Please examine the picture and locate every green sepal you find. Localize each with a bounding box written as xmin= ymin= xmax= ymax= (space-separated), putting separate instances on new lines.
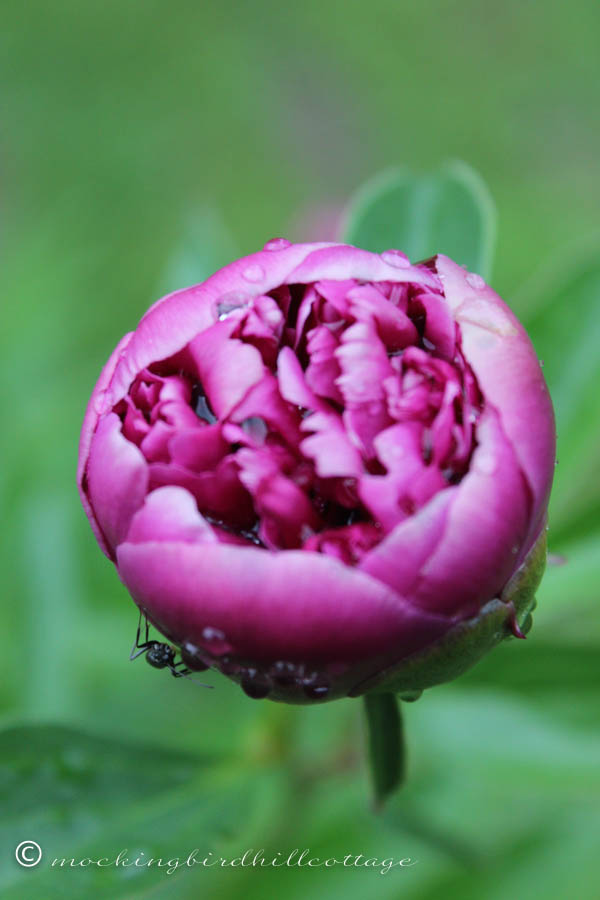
xmin=350 ymin=529 xmax=547 ymax=698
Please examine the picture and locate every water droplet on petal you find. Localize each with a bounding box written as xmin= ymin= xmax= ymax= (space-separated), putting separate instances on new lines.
xmin=381 ymin=249 xmax=411 ymax=269
xmin=201 ymin=626 xmax=232 ymax=656
xmin=466 ymin=272 xmax=486 ymax=290
xmin=191 ymin=384 xmax=218 ymax=423
xmin=219 ymin=655 xmax=241 ymax=675
xmin=302 ymin=674 xmax=330 ymax=700
xmin=539 ymin=359 xmax=544 ymax=367
xmin=240 ymin=668 xmax=272 ymax=699
xmin=241 ymin=417 xmax=268 ymax=444
xmin=93 ymin=390 xmax=113 ymax=416
xmin=216 ymin=291 xmax=250 ymax=320
xmin=271 ymin=660 xmax=299 ymax=686
xmin=511 ymin=544 xmax=519 ymax=555
xmin=263 ymin=237 xmax=291 ymax=251
xmin=400 ymin=690 xmax=423 ymax=702
xmin=242 ymin=263 xmax=265 ymax=283
xmin=180 ymin=642 xmax=210 ymax=671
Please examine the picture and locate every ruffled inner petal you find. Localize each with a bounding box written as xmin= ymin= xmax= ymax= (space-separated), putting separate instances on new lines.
xmin=114 ymin=264 xmax=489 ymax=569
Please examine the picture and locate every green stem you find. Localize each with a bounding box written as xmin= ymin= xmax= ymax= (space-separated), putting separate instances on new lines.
xmin=363 ymin=692 xmax=405 ymax=809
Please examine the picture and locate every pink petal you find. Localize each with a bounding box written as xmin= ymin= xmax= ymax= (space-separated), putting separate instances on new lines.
xmin=185 ymin=323 xmax=266 ymax=419
xmin=407 ymin=408 xmax=530 ymax=616
xmin=359 ymin=487 xmax=458 ymax=594
xmin=228 ymin=373 xmax=303 ymax=447
xmin=300 ymin=411 xmax=364 ymax=478
xmin=417 ymin=290 xmax=456 ymax=360
xmin=305 ymin=325 xmax=344 ymax=404
xmin=126 ymin=486 xmax=219 ymax=544
xmin=347 ymin=283 xmax=418 ymax=350
xmin=85 ymin=413 xmax=149 ymax=557
xmin=168 ymin=425 xmax=229 ymax=470
xmin=117 ymin=538 xmax=450 ymax=665
xmin=148 ymin=458 xmax=254 ymax=527
xmin=436 ymin=254 xmax=555 ymax=549
xmin=78 ymin=332 xmax=134 ymax=554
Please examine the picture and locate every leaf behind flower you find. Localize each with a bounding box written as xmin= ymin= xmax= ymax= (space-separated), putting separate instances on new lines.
xmin=341 ymin=161 xmax=496 ymax=279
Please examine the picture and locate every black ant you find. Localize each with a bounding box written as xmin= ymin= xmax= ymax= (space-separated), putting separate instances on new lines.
xmin=130 ymin=611 xmax=212 ymax=688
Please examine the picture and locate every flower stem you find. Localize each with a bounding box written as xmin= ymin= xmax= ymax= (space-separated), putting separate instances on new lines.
xmin=363 ymin=692 xmax=405 ymax=808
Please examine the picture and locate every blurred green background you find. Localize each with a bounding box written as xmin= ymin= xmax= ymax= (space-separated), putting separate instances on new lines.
xmin=2 ymin=1 xmax=599 ymax=897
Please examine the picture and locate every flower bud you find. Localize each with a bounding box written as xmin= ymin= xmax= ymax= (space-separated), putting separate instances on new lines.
xmin=78 ymin=242 xmax=555 ymax=702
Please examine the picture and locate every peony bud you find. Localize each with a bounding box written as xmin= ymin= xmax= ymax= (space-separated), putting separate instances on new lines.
xmin=78 ymin=242 xmax=555 ymax=703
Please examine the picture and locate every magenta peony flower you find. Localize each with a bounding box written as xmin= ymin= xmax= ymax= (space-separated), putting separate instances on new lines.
xmin=78 ymin=241 xmax=555 ymax=703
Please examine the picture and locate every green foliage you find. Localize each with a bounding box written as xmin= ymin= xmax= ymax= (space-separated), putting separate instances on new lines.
xmin=0 ymin=725 xmax=283 ymax=899
xmin=518 ymin=248 xmax=600 ymax=544
xmin=342 ymin=162 xmax=496 ymax=278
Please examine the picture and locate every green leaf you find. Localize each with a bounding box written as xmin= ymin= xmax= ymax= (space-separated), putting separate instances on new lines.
xmin=533 ymin=532 xmax=600 ymax=644
xmin=0 ymin=724 xmax=281 ymax=899
xmin=341 ymin=161 xmax=496 ymax=278
xmin=363 ymin=693 xmax=405 ymax=808
xmin=518 ymin=247 xmax=600 ymax=543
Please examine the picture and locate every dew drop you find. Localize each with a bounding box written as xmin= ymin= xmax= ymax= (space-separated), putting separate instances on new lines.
xmin=201 ymin=626 xmax=232 ymax=656
xmin=241 ymin=416 xmax=268 ymax=443
xmin=304 ymin=684 xmax=329 ymax=700
xmin=511 ymin=544 xmax=519 ymax=555
xmin=93 ymin=389 xmax=113 ymax=416
xmin=191 ymin=384 xmax=218 ymax=424
xmin=466 ymin=272 xmax=486 ymax=290
xmin=219 ymin=655 xmax=242 ymax=675
xmin=400 ymin=690 xmax=423 ymax=702
xmin=271 ymin=660 xmax=299 ymax=686
xmin=216 ymin=291 xmax=250 ymax=320
xmin=539 ymin=359 xmax=545 ymax=367
xmin=180 ymin=642 xmax=210 ymax=671
xmin=381 ymin=249 xmax=411 ymax=269
xmin=242 ymin=263 xmax=265 ymax=283
xmin=263 ymin=237 xmax=291 ymax=251
xmin=240 ymin=669 xmax=272 ymax=699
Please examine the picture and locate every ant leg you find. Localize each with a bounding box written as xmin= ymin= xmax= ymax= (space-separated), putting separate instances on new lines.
xmin=168 ymin=663 xmax=192 ymax=678
xmin=168 ymin=661 xmax=213 ymax=688
xmin=130 ymin=610 xmax=151 ymax=660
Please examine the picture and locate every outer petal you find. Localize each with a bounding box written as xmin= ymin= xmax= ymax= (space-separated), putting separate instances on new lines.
xmin=100 ymin=244 xmax=439 ymax=411
xmin=414 ymin=409 xmax=529 ymax=616
xmin=359 ymin=488 xmax=457 ymax=593
xmin=125 ymin=486 xmax=218 ymax=544
xmin=360 ymin=405 xmax=531 ymax=618
xmin=436 ymin=254 xmax=555 ymax=552
xmin=85 ymin=413 xmax=149 ymax=557
xmin=288 ymin=244 xmax=439 ymax=290
xmin=117 ymin=487 xmax=451 ymax=665
xmin=105 ymin=243 xmax=336 ymax=406
xmin=77 ymin=332 xmax=134 ymax=552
